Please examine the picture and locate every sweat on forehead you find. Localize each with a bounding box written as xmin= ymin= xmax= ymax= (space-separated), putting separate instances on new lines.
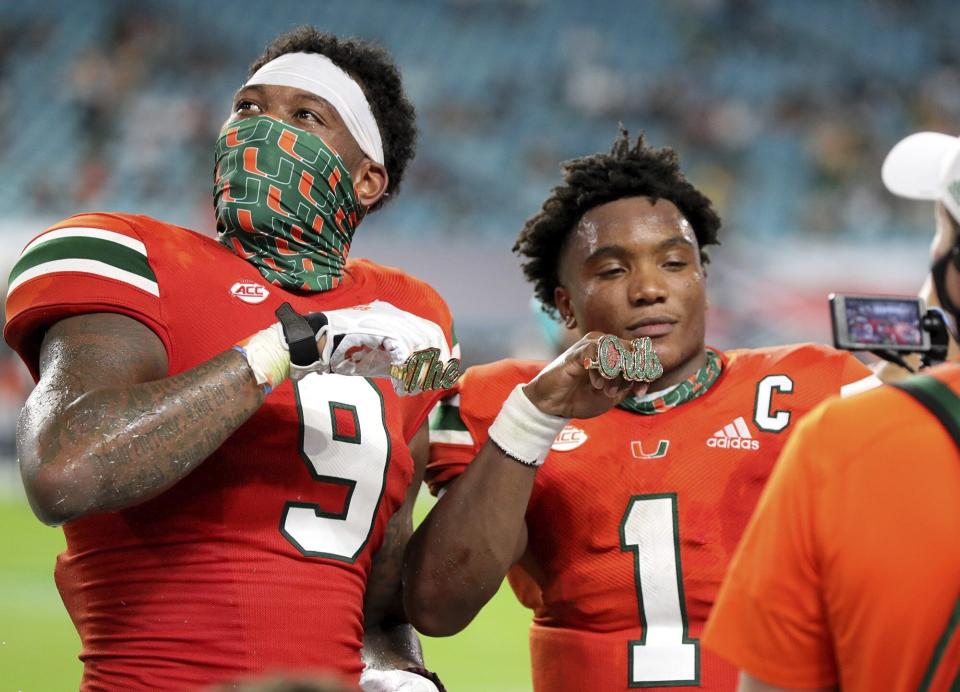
xmin=246 ymin=52 xmax=384 ymax=165
xmin=581 ymin=195 xmax=690 ymax=223
xmin=560 ymin=197 xmax=698 ymax=261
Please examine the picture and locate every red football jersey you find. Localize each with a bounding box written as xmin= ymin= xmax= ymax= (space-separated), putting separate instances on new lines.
xmin=427 ymin=347 xmax=874 ymax=691
xmin=5 ymin=213 xmax=456 ymax=690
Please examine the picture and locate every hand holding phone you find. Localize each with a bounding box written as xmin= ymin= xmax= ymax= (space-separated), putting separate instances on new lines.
xmin=830 ymin=294 xmax=931 ymax=352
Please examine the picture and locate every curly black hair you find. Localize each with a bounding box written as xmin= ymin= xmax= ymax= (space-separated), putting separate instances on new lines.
xmin=514 ymin=128 xmax=722 ymax=316
xmin=250 ymin=26 xmax=417 ymax=211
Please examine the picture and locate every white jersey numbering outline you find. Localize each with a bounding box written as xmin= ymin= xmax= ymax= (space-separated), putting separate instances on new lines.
xmin=620 ymin=493 xmax=700 ymax=687
xmin=280 ymin=374 xmax=391 ymax=563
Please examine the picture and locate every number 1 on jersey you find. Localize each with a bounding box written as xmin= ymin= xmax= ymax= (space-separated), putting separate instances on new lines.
xmin=620 ymin=493 xmax=700 ymax=686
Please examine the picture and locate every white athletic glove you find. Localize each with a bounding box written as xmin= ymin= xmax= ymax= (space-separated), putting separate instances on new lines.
xmin=276 ymin=300 xmax=453 ymax=394
xmin=358 ymin=668 xmax=440 ymax=692
xmin=318 ymin=300 xmax=452 ymax=380
xmin=237 ymin=301 xmax=456 ymax=396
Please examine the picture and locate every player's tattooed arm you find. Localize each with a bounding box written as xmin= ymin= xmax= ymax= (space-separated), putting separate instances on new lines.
xmin=362 ymin=421 xmax=428 ymax=672
xmin=18 ymin=312 xmax=264 ymax=525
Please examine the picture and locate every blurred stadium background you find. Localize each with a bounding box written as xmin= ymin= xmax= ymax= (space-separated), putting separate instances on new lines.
xmin=0 ymin=0 xmax=956 ymax=689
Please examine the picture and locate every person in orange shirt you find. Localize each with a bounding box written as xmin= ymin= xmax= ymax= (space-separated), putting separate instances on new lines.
xmin=403 ymin=129 xmax=879 ymax=691
xmin=703 ymin=131 xmax=960 ymax=691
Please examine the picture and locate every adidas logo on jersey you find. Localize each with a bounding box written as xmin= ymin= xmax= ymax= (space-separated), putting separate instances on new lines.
xmin=707 ymin=416 xmax=760 ymax=451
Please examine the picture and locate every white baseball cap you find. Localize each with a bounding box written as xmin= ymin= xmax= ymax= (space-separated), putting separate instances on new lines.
xmin=881 ymin=131 xmax=960 ymax=223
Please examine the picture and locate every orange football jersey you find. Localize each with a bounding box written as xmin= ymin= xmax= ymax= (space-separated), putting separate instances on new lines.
xmin=5 ymin=213 xmax=455 ymax=689
xmin=428 ymin=345 xmax=874 ymax=691
xmin=703 ymin=364 xmax=960 ymax=692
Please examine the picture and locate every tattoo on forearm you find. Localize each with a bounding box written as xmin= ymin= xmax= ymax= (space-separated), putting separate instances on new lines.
xmin=79 ymin=353 xmax=257 ymax=508
xmin=28 ymin=323 xmax=265 ymax=516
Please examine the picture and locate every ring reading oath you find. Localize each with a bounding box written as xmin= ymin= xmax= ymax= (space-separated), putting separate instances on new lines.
xmin=583 ymin=335 xmax=663 ymax=382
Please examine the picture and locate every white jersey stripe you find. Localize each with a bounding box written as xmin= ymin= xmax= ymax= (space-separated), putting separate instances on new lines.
xmin=723 ymin=423 xmax=737 ymax=438
xmin=841 ymin=374 xmax=883 ymax=398
xmin=430 ymin=429 xmax=473 ymax=446
xmin=9 ymin=258 xmax=160 ymax=297
xmin=21 ymin=227 xmax=147 ymax=257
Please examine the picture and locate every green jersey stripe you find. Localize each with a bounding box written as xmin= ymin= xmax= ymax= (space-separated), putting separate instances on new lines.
xmin=429 ymin=402 xmax=468 ymax=433
xmin=11 ymin=236 xmax=156 ymax=285
xmin=20 ymin=226 xmax=147 ymax=257
xmin=894 ymin=376 xmax=960 ymax=448
xmin=8 ymin=259 xmax=159 ymax=297
xmin=919 ymin=596 xmax=960 ymax=692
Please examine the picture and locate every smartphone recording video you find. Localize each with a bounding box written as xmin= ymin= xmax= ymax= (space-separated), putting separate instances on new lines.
xmin=830 ymin=294 xmax=931 ymax=352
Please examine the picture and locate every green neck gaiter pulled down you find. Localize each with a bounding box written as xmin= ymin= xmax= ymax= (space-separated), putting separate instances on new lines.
xmin=214 ymin=115 xmax=362 ymax=292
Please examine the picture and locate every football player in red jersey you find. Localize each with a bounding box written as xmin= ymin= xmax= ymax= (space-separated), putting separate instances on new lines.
xmin=6 ymin=27 xmax=452 ymax=692
xmin=403 ymin=130 xmax=879 ymax=691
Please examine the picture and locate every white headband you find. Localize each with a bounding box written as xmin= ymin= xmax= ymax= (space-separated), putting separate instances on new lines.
xmin=246 ymin=52 xmax=384 ymax=165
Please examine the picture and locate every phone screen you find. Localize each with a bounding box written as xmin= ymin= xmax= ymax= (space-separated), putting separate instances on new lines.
xmin=843 ymin=297 xmax=923 ymax=347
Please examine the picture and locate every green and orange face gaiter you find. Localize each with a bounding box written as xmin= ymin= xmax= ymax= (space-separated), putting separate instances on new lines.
xmin=214 ymin=115 xmax=362 ymax=292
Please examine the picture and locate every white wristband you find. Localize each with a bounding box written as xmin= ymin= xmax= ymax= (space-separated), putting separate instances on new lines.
xmin=235 ymin=323 xmax=291 ymax=393
xmin=488 ymin=384 xmax=569 ymax=466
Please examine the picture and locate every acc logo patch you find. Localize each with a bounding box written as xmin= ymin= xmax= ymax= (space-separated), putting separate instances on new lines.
xmin=552 ymin=425 xmax=588 ymax=452
xmin=230 ymin=281 xmax=270 ymax=304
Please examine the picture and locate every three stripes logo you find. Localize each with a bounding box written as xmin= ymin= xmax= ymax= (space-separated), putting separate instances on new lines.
xmin=706 ymin=416 xmax=760 ymax=451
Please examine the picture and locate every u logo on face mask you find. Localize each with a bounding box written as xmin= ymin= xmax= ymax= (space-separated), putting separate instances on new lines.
xmin=215 ymin=115 xmax=363 ymax=292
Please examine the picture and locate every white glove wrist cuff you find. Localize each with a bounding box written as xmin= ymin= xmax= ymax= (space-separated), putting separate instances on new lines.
xmin=235 ymin=323 xmax=291 ymax=393
xmin=488 ymin=384 xmax=569 ymax=467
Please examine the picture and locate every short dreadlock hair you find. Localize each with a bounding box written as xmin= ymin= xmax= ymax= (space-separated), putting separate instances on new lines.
xmin=250 ymin=26 xmax=417 ymax=211
xmin=514 ymin=128 xmax=721 ymax=317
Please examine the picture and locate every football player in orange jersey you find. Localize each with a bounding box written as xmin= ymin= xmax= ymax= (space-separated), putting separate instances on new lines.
xmin=6 ymin=27 xmax=451 ymax=692
xmin=703 ymin=132 xmax=960 ymax=692
xmin=403 ymin=130 xmax=879 ymax=691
